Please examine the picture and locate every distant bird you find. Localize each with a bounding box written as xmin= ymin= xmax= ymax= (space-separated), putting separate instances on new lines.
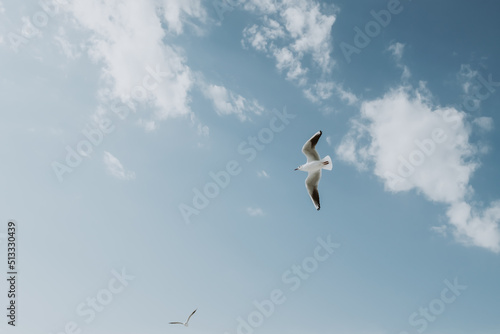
xmin=169 ymin=309 xmax=197 ymax=327
xmin=294 ymin=131 xmax=332 ymax=210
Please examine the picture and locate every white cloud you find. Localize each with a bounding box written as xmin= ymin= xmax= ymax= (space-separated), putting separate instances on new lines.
xmin=244 ymin=0 xmax=337 ymax=60
xmin=281 ymin=1 xmax=336 ymax=71
xmin=103 ymin=151 xmax=136 ymax=180
xmin=344 ymin=87 xmax=476 ymax=203
xmin=64 ymin=0 xmax=264 ymax=136
xmin=202 ymin=83 xmax=264 ymax=121
xmin=447 ymin=201 xmax=500 ymax=252
xmin=160 ymin=0 xmax=206 ymax=35
xmin=246 ymin=207 xmax=265 ymax=216
xmin=241 ymin=20 xmax=285 ymax=51
xmin=337 ymin=85 xmax=500 ymax=253
xmin=242 ymin=0 xmax=337 ymax=99
xmin=273 ymin=46 xmax=308 ymax=84
xmin=242 ymin=1 xmax=357 ymax=107
xmin=66 ymin=0 xmax=199 ymax=124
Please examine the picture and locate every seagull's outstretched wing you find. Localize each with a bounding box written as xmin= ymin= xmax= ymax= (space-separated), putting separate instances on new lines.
xmin=185 ymin=309 xmax=197 ymax=325
xmin=302 ymin=130 xmax=322 ymax=162
xmin=169 ymin=322 xmax=184 ymax=325
xmin=305 ymin=170 xmax=321 ymax=210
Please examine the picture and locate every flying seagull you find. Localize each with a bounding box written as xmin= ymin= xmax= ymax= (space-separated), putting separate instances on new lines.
xmin=169 ymin=309 xmax=197 ymax=327
xmin=294 ymin=130 xmax=332 ymax=210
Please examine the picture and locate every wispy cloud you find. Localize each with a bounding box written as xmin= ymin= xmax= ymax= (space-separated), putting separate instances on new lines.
xmin=242 ymin=0 xmax=336 ymax=76
xmin=103 ymin=151 xmax=136 ymax=180
xmin=257 ymin=170 xmax=270 ymax=178
xmin=196 ymin=123 xmax=209 ymax=137
xmin=457 ymin=64 xmax=479 ymax=95
xmin=388 ymin=41 xmax=410 ymax=80
xmin=246 ymin=207 xmax=264 ymax=216
xmin=430 ymin=224 xmax=448 ymax=237
xmin=473 ymin=116 xmax=494 ymax=132
xmin=303 ymin=81 xmax=334 ymax=103
xmin=159 ymin=0 xmax=206 ymax=35
xmin=242 ymin=0 xmax=340 ymax=104
xmin=388 ymin=42 xmax=405 ymax=61
xmin=201 ymin=83 xmax=264 ymax=121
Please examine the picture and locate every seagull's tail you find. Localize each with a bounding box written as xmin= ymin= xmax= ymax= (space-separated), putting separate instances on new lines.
xmin=321 ymin=155 xmax=333 ymax=171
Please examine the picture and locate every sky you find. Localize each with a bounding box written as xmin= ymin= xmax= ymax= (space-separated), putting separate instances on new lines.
xmin=1 ymin=0 xmax=500 ymax=333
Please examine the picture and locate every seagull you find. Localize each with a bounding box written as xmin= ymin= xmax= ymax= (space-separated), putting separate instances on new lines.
xmin=294 ymin=130 xmax=332 ymax=210
xmin=169 ymin=309 xmax=197 ymax=327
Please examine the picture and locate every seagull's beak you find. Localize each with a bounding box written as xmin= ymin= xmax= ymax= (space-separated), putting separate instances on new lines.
xmin=294 ymin=168 xmax=298 ymax=171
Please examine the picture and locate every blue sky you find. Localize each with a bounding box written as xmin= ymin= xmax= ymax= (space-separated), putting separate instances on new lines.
xmin=1 ymin=0 xmax=500 ymax=333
